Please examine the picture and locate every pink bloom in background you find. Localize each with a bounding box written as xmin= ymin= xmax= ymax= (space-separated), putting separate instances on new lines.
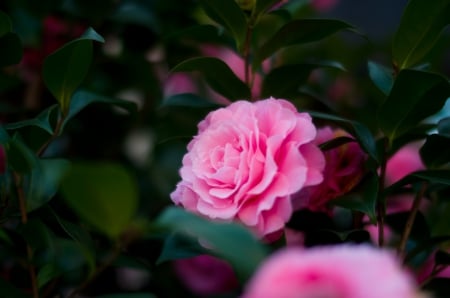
xmin=0 ymin=146 xmax=5 ymax=174
xmin=171 ymin=98 xmax=325 ymax=239
xmin=242 ymin=245 xmax=420 ymax=298
xmin=311 ymin=0 xmax=339 ymax=12
xmin=292 ymin=126 xmax=367 ymax=213
xmin=385 ymin=143 xmax=425 ymax=186
xmin=173 ymin=255 xmax=238 ymax=296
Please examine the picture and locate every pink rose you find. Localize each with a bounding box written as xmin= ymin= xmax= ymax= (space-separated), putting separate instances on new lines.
xmin=293 ymin=126 xmax=367 ymax=212
xmin=171 ymin=98 xmax=325 ymax=239
xmin=173 ymin=255 xmax=238 ymax=296
xmin=242 ymin=245 xmax=420 ymax=298
xmin=385 ymin=143 xmax=425 ymax=186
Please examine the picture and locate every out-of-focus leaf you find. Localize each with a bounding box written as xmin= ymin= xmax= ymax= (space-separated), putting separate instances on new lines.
xmin=384 ymin=170 xmax=450 ymax=194
xmin=171 ymin=57 xmax=251 ymax=101
xmin=25 ymin=159 xmax=70 ymax=212
xmin=330 ymin=173 xmax=378 ymax=224
xmin=393 ymin=0 xmax=450 ymax=69
xmin=0 ymin=277 xmax=31 ymax=298
xmin=19 ymin=218 xmax=55 ymax=251
xmin=61 ymin=90 xmax=138 ymax=132
xmin=60 ymin=162 xmax=138 ymax=239
xmin=0 ymin=11 xmax=12 ymax=36
xmin=198 ymin=0 xmax=247 ymax=51
xmin=0 ymin=32 xmax=23 ymax=67
xmin=254 ymin=0 xmax=280 ymax=19
xmin=308 ymin=111 xmax=378 ymax=163
xmin=96 ymin=294 xmax=156 ymax=298
xmin=165 ymin=24 xmax=231 ymax=45
xmin=420 ymin=134 xmax=450 ymax=168
xmin=43 ymin=27 xmax=104 ymax=115
xmin=6 ymin=134 xmax=38 ymax=174
xmin=438 ymin=117 xmax=450 ymax=137
xmin=160 ymin=93 xmax=223 ymax=108
xmin=261 ymin=62 xmax=345 ymax=98
xmin=367 ymin=61 xmax=393 ymax=95
xmin=386 ymin=211 xmax=430 ymax=242
xmin=423 ymin=278 xmax=450 ymax=298
xmin=378 ymin=69 xmax=450 ymax=142
xmin=254 ymin=19 xmax=358 ymax=67
xmin=156 ymin=207 xmax=268 ymax=282
xmin=111 ymin=2 xmax=160 ymax=32
xmin=157 ymin=232 xmax=206 ymax=264
xmin=5 ymin=105 xmax=58 ymax=135
xmin=435 ymin=250 xmax=450 ymax=266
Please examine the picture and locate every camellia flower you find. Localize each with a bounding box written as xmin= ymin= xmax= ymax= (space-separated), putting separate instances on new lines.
xmin=171 ymin=98 xmax=325 ymax=239
xmin=173 ymin=255 xmax=238 ymax=296
xmin=292 ymin=126 xmax=367 ymax=213
xmin=242 ymin=245 xmax=421 ymax=298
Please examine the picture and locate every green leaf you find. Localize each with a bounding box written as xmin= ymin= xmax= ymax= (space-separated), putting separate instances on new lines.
xmin=308 ymin=111 xmax=378 ymax=163
xmin=0 ymin=277 xmax=31 ymax=298
xmin=330 ymin=173 xmax=378 ymax=224
xmin=254 ymin=19 xmax=358 ymax=67
xmin=171 ymin=57 xmax=251 ymax=101
xmin=111 ymin=2 xmax=160 ymax=32
xmin=165 ymin=24 xmax=232 ymax=45
xmin=198 ymin=0 xmax=247 ymax=51
xmin=0 ymin=11 xmax=12 ymax=37
xmin=392 ymin=0 xmax=450 ymax=69
xmin=6 ymin=134 xmax=38 ymax=173
xmin=61 ymin=90 xmax=138 ymax=132
xmin=4 ymin=104 xmax=58 ymax=135
xmin=261 ymin=62 xmax=345 ymax=98
xmin=156 ymin=207 xmax=268 ymax=282
xmin=438 ymin=117 xmax=450 ymax=137
xmin=384 ymin=170 xmax=450 ymax=194
xmin=19 ymin=218 xmax=55 ymax=251
xmin=0 ymin=32 xmax=23 ymax=67
xmin=367 ymin=61 xmax=393 ymax=96
xmin=160 ymin=93 xmax=224 ymax=109
xmin=420 ymin=134 xmax=450 ymax=168
xmin=42 ymin=27 xmax=104 ymax=115
xmin=157 ymin=232 xmax=206 ymax=264
xmin=60 ymin=162 xmax=138 ymax=238
xmin=377 ymin=69 xmax=450 ymax=142
xmin=254 ymin=0 xmax=280 ymax=19
xmin=25 ymin=159 xmax=70 ymax=212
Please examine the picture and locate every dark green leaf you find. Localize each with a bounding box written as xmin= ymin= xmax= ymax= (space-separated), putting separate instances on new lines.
xmin=198 ymin=0 xmax=247 ymax=51
xmin=393 ymin=0 xmax=450 ymax=69
xmin=0 ymin=277 xmax=31 ymax=298
xmin=42 ymin=27 xmax=104 ymax=115
xmin=308 ymin=111 xmax=378 ymax=162
xmin=61 ymin=90 xmax=138 ymax=132
xmin=384 ymin=170 xmax=450 ymax=194
xmin=60 ymin=162 xmax=138 ymax=238
xmin=0 ymin=32 xmax=23 ymax=67
xmin=330 ymin=173 xmax=378 ymax=224
xmin=378 ymin=69 xmax=450 ymax=142
xmin=438 ymin=117 xmax=450 ymax=137
xmin=156 ymin=207 xmax=268 ymax=282
xmin=405 ymin=235 xmax=450 ymax=264
xmin=254 ymin=0 xmax=280 ymax=19
xmin=111 ymin=2 xmax=160 ymax=32
xmin=165 ymin=24 xmax=232 ymax=45
xmin=5 ymin=105 xmax=58 ymax=135
xmin=171 ymin=57 xmax=251 ymax=101
xmin=19 ymin=218 xmax=55 ymax=251
xmin=6 ymin=135 xmax=38 ymax=173
xmin=367 ymin=61 xmax=393 ymax=95
xmin=160 ymin=93 xmax=224 ymax=109
xmin=0 ymin=11 xmax=12 ymax=36
xmin=386 ymin=211 xmax=430 ymax=241
xmin=420 ymin=134 xmax=450 ymax=168
xmin=157 ymin=232 xmax=206 ymax=264
xmin=254 ymin=19 xmax=358 ymax=66
xmin=25 ymin=159 xmax=70 ymax=212
xmin=261 ymin=62 xmax=345 ymax=98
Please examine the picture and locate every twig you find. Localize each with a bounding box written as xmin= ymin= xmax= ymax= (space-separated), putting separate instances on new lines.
xmin=397 ymin=182 xmax=427 ymax=258
xmin=420 ymin=264 xmax=449 ymax=287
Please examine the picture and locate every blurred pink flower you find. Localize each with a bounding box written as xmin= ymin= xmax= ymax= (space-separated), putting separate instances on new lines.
xmin=292 ymin=126 xmax=367 ymax=213
xmin=0 ymin=146 xmax=5 ymax=174
xmin=385 ymin=143 xmax=425 ymax=186
xmin=171 ymin=98 xmax=325 ymax=239
xmin=173 ymin=255 xmax=238 ymax=296
xmin=242 ymin=245 xmax=420 ymax=298
xmin=163 ymin=73 xmax=199 ymax=97
xmin=311 ymin=0 xmax=339 ymax=12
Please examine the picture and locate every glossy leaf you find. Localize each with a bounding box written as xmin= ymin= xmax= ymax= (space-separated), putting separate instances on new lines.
xmin=198 ymin=0 xmax=247 ymax=51
xmin=0 ymin=32 xmax=23 ymax=67
xmin=157 ymin=232 xmax=206 ymax=264
xmin=420 ymin=134 xmax=450 ymax=168
xmin=156 ymin=207 xmax=268 ymax=282
xmin=42 ymin=27 xmax=104 ymax=115
xmin=4 ymin=104 xmax=58 ymax=135
xmin=254 ymin=19 xmax=357 ymax=66
xmin=160 ymin=93 xmax=224 ymax=108
xmin=330 ymin=173 xmax=378 ymax=224
xmin=378 ymin=69 xmax=450 ymax=142
xmin=0 ymin=11 xmax=12 ymax=36
xmin=60 ymin=162 xmax=138 ymax=238
xmin=261 ymin=62 xmax=345 ymax=98
xmin=171 ymin=57 xmax=251 ymax=101
xmin=393 ymin=0 xmax=450 ymax=69
xmin=25 ymin=159 xmax=70 ymax=212
xmin=308 ymin=111 xmax=378 ymax=162
xmin=61 ymin=90 xmax=138 ymax=132
xmin=367 ymin=61 xmax=393 ymax=95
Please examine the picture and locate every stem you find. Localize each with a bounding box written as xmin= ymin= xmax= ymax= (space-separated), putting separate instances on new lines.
xmin=36 ymin=115 xmax=64 ymax=157
xmin=376 ymin=138 xmax=388 ymax=247
xmin=397 ymin=182 xmax=427 ymax=258
xmin=420 ymin=264 xmax=449 ymax=287
xmin=13 ymin=173 xmax=39 ymax=298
